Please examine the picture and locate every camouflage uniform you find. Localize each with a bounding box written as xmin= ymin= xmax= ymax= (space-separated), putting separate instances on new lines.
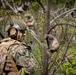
xmin=0 ymin=22 xmax=36 ymax=75
xmin=11 ymin=40 xmax=35 ymax=74
xmin=0 ymin=37 xmax=35 ymax=75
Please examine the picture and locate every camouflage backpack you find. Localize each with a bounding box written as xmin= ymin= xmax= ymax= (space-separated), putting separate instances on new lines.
xmin=0 ymin=38 xmax=20 ymax=74
xmin=0 ymin=38 xmax=36 ymax=75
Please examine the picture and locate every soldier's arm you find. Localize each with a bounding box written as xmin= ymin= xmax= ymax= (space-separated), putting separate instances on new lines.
xmin=14 ymin=45 xmax=35 ymax=74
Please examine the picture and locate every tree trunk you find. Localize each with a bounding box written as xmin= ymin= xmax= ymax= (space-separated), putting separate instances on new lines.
xmin=41 ymin=0 xmax=50 ymax=75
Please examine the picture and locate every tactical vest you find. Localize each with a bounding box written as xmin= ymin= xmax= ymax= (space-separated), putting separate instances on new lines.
xmin=0 ymin=38 xmax=20 ymax=75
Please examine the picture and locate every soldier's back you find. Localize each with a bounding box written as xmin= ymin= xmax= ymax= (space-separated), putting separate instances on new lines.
xmin=0 ymin=38 xmax=20 ymax=75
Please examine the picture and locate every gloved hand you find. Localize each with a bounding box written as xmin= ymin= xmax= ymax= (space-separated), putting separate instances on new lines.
xmin=4 ymin=54 xmax=18 ymax=72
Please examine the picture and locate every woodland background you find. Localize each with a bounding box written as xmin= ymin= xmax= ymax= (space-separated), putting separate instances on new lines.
xmin=0 ymin=0 xmax=76 ymax=75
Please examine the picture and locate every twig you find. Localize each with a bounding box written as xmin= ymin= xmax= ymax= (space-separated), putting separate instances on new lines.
xmin=66 ymin=51 xmax=76 ymax=57
xmin=48 ymin=23 xmax=76 ymax=34
xmin=50 ymin=7 xmax=76 ymax=25
xmin=36 ymin=0 xmax=45 ymax=12
xmin=4 ymin=0 xmax=17 ymax=14
xmin=63 ymin=10 xmax=73 ymax=18
xmin=50 ymin=7 xmax=66 ymax=24
xmin=51 ymin=7 xmax=65 ymax=16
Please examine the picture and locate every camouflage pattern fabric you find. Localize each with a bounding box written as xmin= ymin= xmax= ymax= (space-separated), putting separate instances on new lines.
xmin=11 ymin=43 xmax=36 ymax=74
xmin=0 ymin=38 xmax=19 ymax=75
xmin=0 ymin=38 xmax=36 ymax=75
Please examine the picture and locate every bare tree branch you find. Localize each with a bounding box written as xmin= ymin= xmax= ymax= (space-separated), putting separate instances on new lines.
xmin=63 ymin=10 xmax=74 ymax=18
xmin=48 ymin=23 xmax=76 ymax=34
xmin=50 ymin=7 xmax=76 ymax=25
xmin=3 ymin=0 xmax=18 ymax=14
xmin=36 ymin=0 xmax=45 ymax=12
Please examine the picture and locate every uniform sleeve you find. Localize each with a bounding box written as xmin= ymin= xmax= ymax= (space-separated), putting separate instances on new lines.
xmin=14 ymin=45 xmax=30 ymax=67
xmin=12 ymin=45 xmax=36 ymax=74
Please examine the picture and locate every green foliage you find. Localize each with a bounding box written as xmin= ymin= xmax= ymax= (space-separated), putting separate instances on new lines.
xmin=57 ymin=3 xmax=64 ymax=8
xmin=56 ymin=41 xmax=76 ymax=75
xmin=59 ymin=61 xmax=76 ymax=75
xmin=51 ymin=0 xmax=56 ymax=4
xmin=50 ymin=0 xmax=75 ymax=9
xmin=30 ymin=1 xmax=40 ymax=11
xmin=31 ymin=43 xmax=41 ymax=75
xmin=58 ymin=50 xmax=76 ymax=75
xmin=65 ymin=0 xmax=75 ymax=8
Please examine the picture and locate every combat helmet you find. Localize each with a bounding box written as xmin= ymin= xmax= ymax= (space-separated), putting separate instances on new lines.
xmin=5 ymin=22 xmax=25 ymax=34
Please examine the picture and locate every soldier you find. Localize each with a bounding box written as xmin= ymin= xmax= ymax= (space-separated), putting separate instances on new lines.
xmin=0 ymin=22 xmax=36 ymax=75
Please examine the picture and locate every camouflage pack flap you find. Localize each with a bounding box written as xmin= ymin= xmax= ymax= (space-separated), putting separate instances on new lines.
xmin=0 ymin=38 xmax=20 ymax=74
